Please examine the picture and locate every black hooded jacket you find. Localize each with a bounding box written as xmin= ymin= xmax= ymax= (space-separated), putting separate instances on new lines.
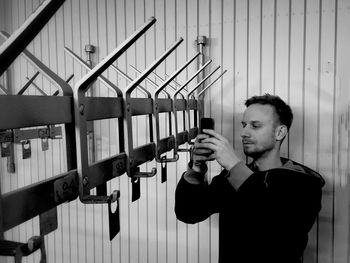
xmin=175 ymin=158 xmax=325 ymax=263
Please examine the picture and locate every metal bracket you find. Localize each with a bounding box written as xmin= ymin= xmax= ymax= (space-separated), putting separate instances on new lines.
xmin=124 ymin=37 xmax=183 ymax=201
xmin=186 ymin=66 xmax=221 ymax=143
xmin=0 ymin=125 xmax=62 ymax=152
xmin=0 ymin=236 xmax=46 ymax=263
xmin=74 ymin=17 xmax=156 ymax=205
xmin=153 ymin=52 xmax=199 ymax=163
xmin=172 ymin=60 xmax=212 ymax=151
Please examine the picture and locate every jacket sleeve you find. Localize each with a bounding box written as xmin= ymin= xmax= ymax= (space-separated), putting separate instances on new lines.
xmin=175 ymin=169 xmax=236 ymax=224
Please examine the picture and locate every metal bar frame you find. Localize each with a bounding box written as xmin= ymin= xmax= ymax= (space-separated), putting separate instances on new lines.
xmin=124 ymin=37 xmax=183 ymax=201
xmin=0 ymin=0 xmax=66 ymax=76
xmin=153 ymin=52 xmax=199 ymax=162
xmin=126 ymin=65 xmax=170 ymax=97
xmin=129 ymin=64 xmax=178 ymax=93
xmin=74 ymin=17 xmax=156 ymax=204
xmin=187 ymin=66 xmax=220 ymax=143
xmin=172 ymin=60 xmax=212 ymax=151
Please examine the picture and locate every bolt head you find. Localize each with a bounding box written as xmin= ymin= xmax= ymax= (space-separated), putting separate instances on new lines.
xmin=79 ymin=104 xmax=84 ymax=114
xmin=82 ymin=177 xmax=88 ymax=186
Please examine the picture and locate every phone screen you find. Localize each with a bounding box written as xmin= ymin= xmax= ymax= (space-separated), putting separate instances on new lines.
xmin=200 ymin=117 xmax=215 ymax=134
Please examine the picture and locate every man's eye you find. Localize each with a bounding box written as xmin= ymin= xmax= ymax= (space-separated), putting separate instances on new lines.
xmin=252 ymin=124 xmax=261 ymax=129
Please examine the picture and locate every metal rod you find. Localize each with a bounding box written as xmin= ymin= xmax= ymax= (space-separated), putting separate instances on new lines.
xmin=110 ymin=65 xmax=149 ymax=97
xmin=125 ymin=38 xmax=183 ymax=96
xmin=17 ymin=72 xmax=40 ymax=95
xmin=65 ymin=47 xmax=122 ymax=96
xmin=188 ymin=65 xmax=221 ymax=98
xmin=127 ymin=65 xmax=170 ymax=98
xmin=0 ymin=0 xmax=66 ymax=76
xmin=0 ymin=83 xmax=7 ymax=94
xmin=154 ymin=52 xmax=199 ymax=96
xmin=164 ymin=73 xmax=183 ymax=90
xmin=75 ymin=17 xmax=156 ymax=203
xmin=198 ymin=70 xmax=227 ymax=97
xmin=153 ymin=52 xmax=199 ymax=162
xmin=75 ymin=17 xmax=156 ymax=96
xmin=129 ymin=64 xmax=177 ymax=91
xmin=66 ymin=74 xmax=74 ymax=83
xmin=0 ymin=31 xmax=72 ymax=96
xmin=24 ymin=75 xmax=49 ymax=96
xmin=25 ymin=78 xmax=48 ymax=96
xmin=173 ymin=59 xmax=212 ymax=99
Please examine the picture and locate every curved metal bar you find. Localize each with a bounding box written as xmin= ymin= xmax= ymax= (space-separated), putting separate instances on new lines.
xmin=186 ymin=66 xmax=220 ymax=144
xmin=154 ymin=53 xmax=199 ymax=97
xmin=64 ymin=47 xmax=122 ymax=96
xmin=0 ymin=0 xmax=66 ymax=76
xmin=129 ymin=64 xmax=178 ymax=92
xmin=198 ymin=69 xmax=227 ymax=97
xmin=124 ymin=38 xmax=182 ymax=97
xmin=172 ymin=59 xmax=212 ymax=151
xmin=128 ymin=65 xmax=170 ymax=98
xmin=153 ymin=52 xmax=200 ymax=162
xmin=110 ymin=65 xmax=149 ymax=97
xmin=164 ymin=73 xmax=183 ymax=90
xmin=173 ymin=59 xmax=212 ymax=99
xmin=0 ymin=31 xmax=73 ymax=96
xmin=187 ymin=65 xmax=221 ymax=98
xmin=123 ymin=38 xmax=183 ymax=180
xmin=74 ymin=16 xmax=156 ymax=204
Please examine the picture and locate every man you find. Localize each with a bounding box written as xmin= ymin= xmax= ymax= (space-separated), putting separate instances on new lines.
xmin=175 ymin=94 xmax=325 ymax=263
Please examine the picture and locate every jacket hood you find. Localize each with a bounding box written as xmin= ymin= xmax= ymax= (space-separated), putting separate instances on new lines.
xmin=248 ymin=157 xmax=326 ymax=187
xmin=280 ymin=157 xmax=326 ymax=187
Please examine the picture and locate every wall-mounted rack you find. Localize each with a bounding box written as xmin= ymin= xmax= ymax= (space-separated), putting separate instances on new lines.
xmin=0 ymin=2 xmax=227 ymax=261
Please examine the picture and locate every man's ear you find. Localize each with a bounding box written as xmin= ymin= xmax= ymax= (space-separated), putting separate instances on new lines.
xmin=275 ymin=125 xmax=288 ymax=141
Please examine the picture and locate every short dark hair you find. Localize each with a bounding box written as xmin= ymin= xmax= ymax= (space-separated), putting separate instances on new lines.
xmin=245 ymin=94 xmax=293 ymax=130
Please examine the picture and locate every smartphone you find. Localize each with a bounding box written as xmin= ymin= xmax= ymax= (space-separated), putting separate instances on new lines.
xmin=199 ymin=118 xmax=215 ymax=157
xmin=200 ymin=117 xmax=215 ymax=134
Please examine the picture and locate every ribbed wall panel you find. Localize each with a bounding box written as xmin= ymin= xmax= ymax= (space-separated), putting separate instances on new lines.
xmin=0 ymin=0 xmax=350 ymax=262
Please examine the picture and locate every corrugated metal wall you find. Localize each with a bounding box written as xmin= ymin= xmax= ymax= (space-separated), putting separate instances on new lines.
xmin=1 ymin=0 xmax=350 ymax=262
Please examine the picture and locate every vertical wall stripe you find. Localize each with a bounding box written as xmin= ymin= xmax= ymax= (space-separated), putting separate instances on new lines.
xmin=259 ymin=0 xmax=263 ymax=94
xmin=332 ymin=0 xmax=338 ymax=260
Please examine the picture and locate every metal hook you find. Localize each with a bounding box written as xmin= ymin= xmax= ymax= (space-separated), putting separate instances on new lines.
xmin=172 ymin=59 xmax=212 ymax=151
xmin=153 ymin=52 xmax=200 ymax=162
xmin=124 ymin=38 xmax=183 ymax=183
xmin=74 ymin=16 xmax=156 ymax=204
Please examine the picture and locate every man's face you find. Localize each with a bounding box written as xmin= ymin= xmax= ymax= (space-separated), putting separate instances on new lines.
xmin=240 ymin=104 xmax=279 ymax=159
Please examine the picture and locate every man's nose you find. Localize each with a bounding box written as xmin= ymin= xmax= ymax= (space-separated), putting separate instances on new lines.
xmin=240 ymin=127 xmax=249 ymax=138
